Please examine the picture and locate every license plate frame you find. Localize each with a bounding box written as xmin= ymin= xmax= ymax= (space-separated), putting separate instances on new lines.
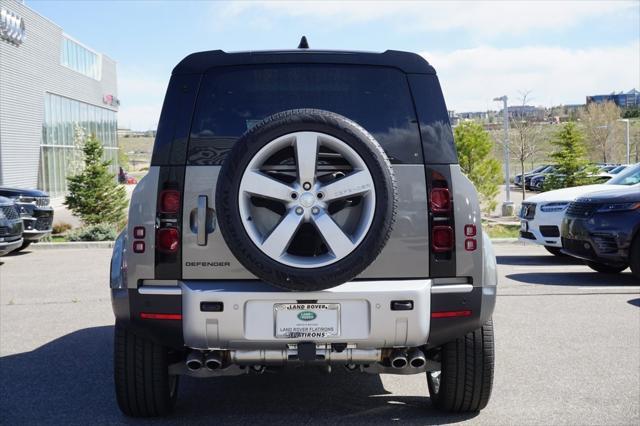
xmin=274 ymin=303 xmax=340 ymax=339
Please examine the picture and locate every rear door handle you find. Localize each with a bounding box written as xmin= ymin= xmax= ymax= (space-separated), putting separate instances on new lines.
xmin=197 ymin=195 xmax=208 ymax=246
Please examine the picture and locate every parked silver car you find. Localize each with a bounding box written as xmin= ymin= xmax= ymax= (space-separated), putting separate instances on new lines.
xmin=110 ymin=46 xmax=497 ymax=417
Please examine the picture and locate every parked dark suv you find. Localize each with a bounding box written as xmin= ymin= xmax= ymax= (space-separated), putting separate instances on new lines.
xmin=0 ymin=196 xmax=24 ymax=256
xmin=562 ymin=184 xmax=640 ymax=277
xmin=110 ymin=47 xmax=497 ymax=417
xmin=0 ymin=188 xmax=54 ymax=251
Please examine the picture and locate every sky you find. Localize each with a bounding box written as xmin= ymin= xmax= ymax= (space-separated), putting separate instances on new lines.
xmin=28 ymin=0 xmax=640 ymax=131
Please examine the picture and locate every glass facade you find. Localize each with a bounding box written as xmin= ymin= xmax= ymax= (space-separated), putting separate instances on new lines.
xmin=60 ymin=37 xmax=101 ymax=80
xmin=39 ymin=93 xmax=118 ymax=196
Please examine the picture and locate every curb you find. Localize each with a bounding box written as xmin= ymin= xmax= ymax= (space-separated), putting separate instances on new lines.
xmin=29 ymin=239 xmax=525 ymax=250
xmin=30 ymin=241 xmax=114 ymax=250
xmin=489 ymin=238 xmax=527 ymax=245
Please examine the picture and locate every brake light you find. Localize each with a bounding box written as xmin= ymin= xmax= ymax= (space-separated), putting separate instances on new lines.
xmin=159 ymin=190 xmax=181 ymax=213
xmin=157 ymin=228 xmax=179 ymax=253
xmin=430 ymin=188 xmax=451 ymax=213
xmin=428 ymin=168 xmax=455 ymax=272
xmin=432 ymin=226 xmax=454 ymax=252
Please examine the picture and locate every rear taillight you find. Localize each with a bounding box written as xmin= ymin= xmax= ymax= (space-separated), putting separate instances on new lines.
xmin=133 ymin=241 xmax=145 ymax=253
xmin=132 ymin=226 xmax=146 ymax=253
xmin=464 ymin=238 xmax=477 ymax=251
xmin=429 ymin=170 xmax=455 ymax=253
xmin=464 ymin=224 xmax=478 ymax=251
xmin=430 ymin=188 xmax=451 ymax=213
xmin=464 ymin=224 xmax=476 ymax=237
xmin=157 ymin=228 xmax=179 ymax=253
xmin=133 ymin=226 xmax=145 ymax=238
xmin=432 ymin=225 xmax=454 ymax=252
xmin=159 ymin=190 xmax=181 ymax=213
xmin=154 ymin=170 xmax=184 ymax=279
xmin=427 ymin=168 xmax=456 ymax=276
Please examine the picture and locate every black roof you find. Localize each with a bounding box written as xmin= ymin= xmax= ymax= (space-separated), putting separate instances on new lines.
xmin=0 ymin=187 xmax=49 ymax=198
xmin=173 ymin=49 xmax=436 ymax=75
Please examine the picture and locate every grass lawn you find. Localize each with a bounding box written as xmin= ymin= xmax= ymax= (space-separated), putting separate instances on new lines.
xmin=483 ymin=223 xmax=520 ymax=239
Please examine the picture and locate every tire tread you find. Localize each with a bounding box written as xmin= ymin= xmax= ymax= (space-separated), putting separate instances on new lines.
xmin=113 ymin=322 xmax=177 ymax=417
xmin=428 ymin=320 xmax=494 ymax=413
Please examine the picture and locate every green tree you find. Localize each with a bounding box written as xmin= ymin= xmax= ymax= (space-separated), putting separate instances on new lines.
xmin=544 ymin=122 xmax=594 ymax=191
xmin=65 ymin=135 xmax=128 ymax=225
xmin=454 ymin=122 xmax=503 ymax=215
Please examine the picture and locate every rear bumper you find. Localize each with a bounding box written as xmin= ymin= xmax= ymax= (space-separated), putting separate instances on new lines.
xmin=112 ymin=279 xmax=494 ymax=351
xmin=181 ymin=279 xmax=432 ymax=350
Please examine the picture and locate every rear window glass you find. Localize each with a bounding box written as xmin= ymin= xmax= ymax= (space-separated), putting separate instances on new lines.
xmin=188 ymin=65 xmax=422 ymax=165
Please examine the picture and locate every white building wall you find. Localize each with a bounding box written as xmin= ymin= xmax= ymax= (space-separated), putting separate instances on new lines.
xmin=0 ymin=0 xmax=118 ymax=189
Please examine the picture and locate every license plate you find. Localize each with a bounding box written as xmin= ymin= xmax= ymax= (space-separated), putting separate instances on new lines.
xmin=520 ymin=220 xmax=528 ymax=232
xmin=274 ymin=303 xmax=340 ymax=339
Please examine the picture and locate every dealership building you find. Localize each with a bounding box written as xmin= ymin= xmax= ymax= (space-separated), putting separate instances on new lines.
xmin=0 ymin=0 xmax=119 ymax=197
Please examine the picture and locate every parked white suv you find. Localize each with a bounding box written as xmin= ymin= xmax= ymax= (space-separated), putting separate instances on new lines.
xmin=519 ymin=163 xmax=640 ymax=255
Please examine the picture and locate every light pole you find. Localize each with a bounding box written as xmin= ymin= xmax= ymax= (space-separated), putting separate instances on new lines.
xmin=493 ymin=95 xmax=513 ymax=216
xmin=617 ymin=119 xmax=630 ymax=164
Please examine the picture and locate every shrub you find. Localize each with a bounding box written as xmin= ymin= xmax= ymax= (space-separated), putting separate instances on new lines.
xmin=454 ymin=122 xmax=503 ymax=215
xmin=544 ymin=122 xmax=596 ymax=191
xmin=67 ymin=223 xmax=118 ymax=241
xmin=64 ymin=135 xmax=128 ymax=225
xmin=52 ymin=222 xmax=73 ymax=235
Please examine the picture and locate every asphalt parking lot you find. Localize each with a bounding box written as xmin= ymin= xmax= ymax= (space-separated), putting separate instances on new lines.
xmin=1 ymin=244 xmax=638 ymax=425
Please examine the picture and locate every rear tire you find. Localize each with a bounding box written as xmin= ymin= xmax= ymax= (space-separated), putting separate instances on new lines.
xmin=427 ymin=320 xmax=494 ymax=413
xmin=628 ymin=235 xmax=640 ymax=279
xmin=114 ymin=322 xmax=178 ymax=417
xmin=544 ymin=246 xmax=566 ymax=257
xmin=584 ymin=260 xmax=627 ymax=274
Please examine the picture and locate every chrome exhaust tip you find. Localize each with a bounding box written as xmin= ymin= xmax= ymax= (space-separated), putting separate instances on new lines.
xmin=390 ymin=350 xmax=408 ymax=369
xmin=186 ymin=352 xmax=204 ymax=371
xmin=408 ymin=348 xmax=426 ymax=368
xmin=204 ymin=351 xmax=223 ymax=370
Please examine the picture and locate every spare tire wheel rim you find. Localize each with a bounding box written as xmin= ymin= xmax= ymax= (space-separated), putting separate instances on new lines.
xmin=238 ymin=131 xmax=376 ymax=268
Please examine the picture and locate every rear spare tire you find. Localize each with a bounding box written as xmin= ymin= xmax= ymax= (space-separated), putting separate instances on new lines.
xmin=216 ymin=109 xmax=397 ymax=291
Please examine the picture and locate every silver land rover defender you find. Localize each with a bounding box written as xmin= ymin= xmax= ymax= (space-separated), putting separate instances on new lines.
xmin=110 ymin=47 xmax=497 ymax=417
